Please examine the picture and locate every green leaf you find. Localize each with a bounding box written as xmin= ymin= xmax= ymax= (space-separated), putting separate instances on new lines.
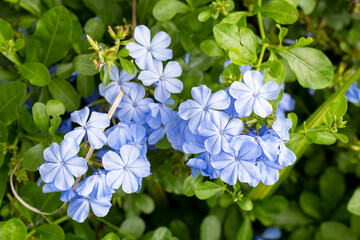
xmin=46 ymin=100 xmax=65 ymax=117
xmin=262 ymin=52 xmax=285 ymax=85
xmin=38 ymin=224 xmax=65 ymax=240
xmin=182 ymin=174 xmax=203 ymax=197
xmin=15 ymin=39 xmax=25 ymax=50
xmin=0 ymin=18 xmax=13 ymax=46
xmin=195 ymin=181 xmax=223 ymax=200
xmin=19 ymin=63 xmax=51 ymax=86
xmin=200 ymin=215 xmax=221 ymax=240
xmin=84 ymin=18 xmax=105 ymax=41
xmin=239 ymin=27 xmax=257 ymax=55
xmin=119 ymin=57 xmax=136 ymax=75
xmin=20 ymin=107 xmax=39 ymax=134
xmin=0 ymin=66 xmax=18 ymax=81
xmin=237 ymin=197 xmax=253 ymax=211
xmin=333 ymin=133 xmax=348 ymax=143
xmin=32 ymin=102 xmax=49 ymax=134
xmin=22 ymin=143 xmax=46 ymax=172
xmin=260 ymin=0 xmax=299 ymax=24
xmin=228 ymin=47 xmax=253 ymax=66
xmin=287 ymin=113 xmax=298 ymax=132
xmin=287 ymin=37 xmax=313 ymax=50
xmin=213 ymin=23 xmax=240 ymax=51
xmin=101 ymin=233 xmax=120 ymax=240
xmin=276 ymin=24 xmax=288 ymax=46
xmin=0 ymin=81 xmax=26 ymax=126
xmin=72 ymin=222 xmax=95 ymax=240
xmin=119 ymin=217 xmax=145 ymax=238
xmin=29 ymin=6 xmax=72 ymax=66
xmin=347 ymin=187 xmax=360 ymax=215
xmin=56 ymin=63 xmax=74 ymax=79
xmin=299 ymin=191 xmax=322 ymax=220
xmin=0 ymin=122 xmax=8 ymax=143
xmin=2 ymin=218 xmax=27 ymax=240
xmin=222 ymin=63 xmax=241 ymax=84
xmin=198 ymin=8 xmax=212 ymax=22
xmin=306 ymin=130 xmax=336 ymax=145
xmin=0 ymin=166 xmax=8 ymax=206
xmin=48 ymin=78 xmax=81 ymax=111
xmin=49 ymin=116 xmax=62 ymax=135
xmin=320 ymin=167 xmax=345 ymax=203
xmin=77 ymin=74 xmax=95 ymax=97
xmin=135 ymin=194 xmax=155 ymax=214
xmin=170 ymin=220 xmax=191 ymax=240
xmin=276 ymin=47 xmax=334 ymax=89
xmin=221 ymin=12 xmax=248 ymax=27
xmin=299 ymin=0 xmax=317 ymax=15
xmin=236 ymin=216 xmax=252 ymax=240
xmin=150 ymin=227 xmax=173 ymax=240
xmin=118 ymin=48 xmax=129 ymax=58
xmin=73 ymin=54 xmax=100 ymax=76
xmin=153 ymin=0 xmax=189 ymax=22
xmin=200 ymin=39 xmax=224 ymax=57
xmin=320 ymin=222 xmax=357 ymax=240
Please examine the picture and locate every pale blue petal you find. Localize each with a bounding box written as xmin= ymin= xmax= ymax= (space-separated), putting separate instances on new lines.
xmin=163 ymin=61 xmax=182 ymax=78
xmin=120 ymin=145 xmax=140 ymax=165
xmin=71 ymin=107 xmax=89 ymax=126
xmin=163 ymin=77 xmax=183 ymax=93
xmin=243 ymin=70 xmax=263 ymax=93
xmin=138 ymin=70 xmax=160 ymax=86
xmin=258 ymin=81 xmax=281 ymax=100
xmin=86 ymin=112 xmax=110 ymax=129
xmin=154 ymin=82 xmax=171 ymax=102
xmin=134 ymin=25 xmax=151 ymax=47
xmin=234 ymin=97 xmax=254 ymax=118
xmin=43 ymin=143 xmax=61 ymax=163
xmin=106 ymin=170 xmax=125 ymax=189
xmin=278 ymin=142 xmax=296 ymax=166
xmin=220 ymin=162 xmax=238 ymax=185
xmin=122 ymin=171 xmax=140 ymax=193
xmin=253 ymin=97 xmax=273 ymax=118
xmin=128 ymin=159 xmax=151 ymax=177
xmin=67 ymin=197 xmax=90 ymax=223
xmin=191 ymin=85 xmax=211 ymax=108
xmin=39 ymin=163 xmax=59 ymax=183
xmin=205 ymin=135 xmax=222 ymax=155
xmin=211 ymin=151 xmax=234 ymax=169
xmin=207 ymin=90 xmax=230 ymax=109
xmin=87 ymin=128 xmax=107 ymax=149
xmin=151 ymin=48 xmax=172 ymax=61
xmin=229 ymin=81 xmax=252 ymax=99
xmin=54 ymin=166 xmax=74 ymax=191
xmin=178 ymin=100 xmax=202 ymax=120
xmin=126 ymin=42 xmax=147 ymax=58
xmin=64 ymin=157 xmax=88 ymax=177
xmin=151 ymin=31 xmax=171 ymax=48
xmin=64 ymin=127 xmax=86 ymax=145
xmin=224 ymin=118 xmax=244 ymax=136
xmin=89 ymin=198 xmax=112 ymax=217
xmin=102 ymin=151 xmax=125 ymax=170
xmin=258 ymin=161 xmax=279 ymax=185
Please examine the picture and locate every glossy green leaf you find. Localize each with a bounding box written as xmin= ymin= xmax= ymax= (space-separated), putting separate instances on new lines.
xmin=200 ymin=215 xmax=221 ymax=240
xmin=0 ymin=17 xmax=13 ymax=47
xmin=221 ymin=11 xmax=248 ymax=27
xmin=198 ymin=8 xmax=212 ymax=22
xmin=320 ymin=222 xmax=357 ymax=240
xmin=84 ymin=18 xmax=105 ymax=41
xmin=101 ymin=233 xmax=120 ymax=240
xmin=38 ymin=224 xmax=65 ymax=240
xmin=30 ymin=6 xmax=72 ymax=66
xmin=347 ymin=187 xmax=360 ymax=215
xmin=200 ymin=39 xmax=224 ymax=57
xmin=299 ymin=191 xmax=322 ymax=220
xmin=19 ymin=62 xmax=51 ymax=86
xmin=73 ymin=54 xmax=100 ymax=76
xmin=20 ymin=107 xmax=39 ymax=134
xmin=2 ymin=218 xmax=27 ymax=240
xmin=237 ymin=197 xmax=253 ymax=211
xmin=299 ymin=0 xmax=317 ymax=15
xmin=276 ymin=47 xmax=334 ymax=89
xmin=306 ymin=130 xmax=336 ymax=145
xmin=48 ymin=78 xmax=81 ymax=111
xmin=260 ymin=0 xmax=299 ymax=24
xmin=213 ymin=23 xmax=240 ymax=51
xmin=119 ymin=217 xmax=145 ymax=238
xmin=23 ymin=143 xmax=46 ymax=172
xmin=32 ymin=102 xmax=49 ymax=134
xmin=182 ymin=174 xmax=203 ymax=197
xmin=153 ymin=0 xmax=189 ymax=22
xmin=0 ymin=81 xmax=26 ymax=126
xmin=120 ymin=57 xmax=136 ymax=75
xmin=240 ymin=27 xmax=257 ymax=55
xmin=56 ymin=63 xmax=74 ymax=79
xmin=320 ymin=167 xmax=345 ymax=203
xmin=46 ymin=100 xmax=65 ymax=117
xmin=195 ymin=181 xmax=223 ymax=200
xmin=136 ymin=194 xmax=155 ymax=214
xmin=236 ymin=216 xmax=252 ymax=240
xmin=228 ymin=47 xmax=253 ymax=66
xmin=77 ymin=74 xmax=95 ymax=97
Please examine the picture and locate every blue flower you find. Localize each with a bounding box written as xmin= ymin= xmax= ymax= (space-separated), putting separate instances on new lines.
xmin=211 ymin=136 xmax=261 ymax=186
xmin=186 ymin=152 xmax=220 ymax=179
xmin=105 ymin=122 xmax=131 ymax=150
xmin=99 ymin=65 xmax=138 ymax=104
xmin=272 ymin=118 xmax=296 ymax=167
xmin=126 ymin=25 xmax=172 ymax=70
xmin=41 ymin=181 xmax=76 ymax=202
xmin=229 ymin=70 xmax=281 ymax=118
xmin=182 ymin=128 xmax=207 ymax=154
xmin=102 ymin=145 xmax=151 ymax=193
xmin=345 ymin=81 xmax=360 ymax=104
xmin=65 ymin=107 xmax=110 ymax=149
xmin=275 ymin=92 xmax=295 ymax=118
xmin=76 ymin=170 xmax=114 ymax=201
xmin=148 ymin=98 xmax=176 ymax=125
xmin=126 ymin=123 xmax=148 ymax=154
xmin=198 ymin=111 xmax=244 ymax=155
xmin=117 ymin=85 xmax=153 ymax=124
xmin=165 ymin=113 xmax=188 ymax=151
xmin=67 ymin=194 xmax=112 ymax=223
xmin=39 ymin=138 xmax=88 ymax=191
xmin=223 ymin=88 xmax=238 ymax=118
xmin=138 ymin=60 xmax=183 ymax=102
xmin=178 ymin=85 xmax=230 ymax=134
xmin=147 ymin=124 xmax=166 ymax=145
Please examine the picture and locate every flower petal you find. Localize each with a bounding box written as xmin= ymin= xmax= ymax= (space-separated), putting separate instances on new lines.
xmin=134 ymin=25 xmax=151 ymax=47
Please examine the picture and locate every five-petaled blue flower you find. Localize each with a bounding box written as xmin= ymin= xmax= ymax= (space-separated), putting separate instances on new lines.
xmin=117 ymin=85 xmax=153 ymax=124
xmin=229 ymin=70 xmax=281 ymax=118
xmin=65 ymin=107 xmax=110 ymax=149
xmin=102 ymin=145 xmax=151 ymax=193
xmin=105 ymin=122 xmax=131 ymax=150
xmin=179 ymin=85 xmax=230 ymax=134
xmin=39 ymin=138 xmax=88 ymax=191
xmin=198 ymin=111 xmax=244 ymax=155
xmin=126 ymin=25 xmax=172 ymax=70
xmin=99 ymin=65 xmax=138 ymax=104
xmin=138 ymin=60 xmax=183 ymax=102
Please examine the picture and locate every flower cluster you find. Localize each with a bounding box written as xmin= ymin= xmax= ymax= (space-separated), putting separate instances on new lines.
xmin=38 ymin=24 xmax=297 ymax=223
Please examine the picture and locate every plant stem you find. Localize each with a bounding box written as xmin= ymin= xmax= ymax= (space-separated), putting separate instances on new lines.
xmin=256 ymin=0 xmax=266 ymax=39
xmin=132 ymin=0 xmax=137 ymax=33
xmin=256 ymin=43 xmax=268 ymax=69
xmin=53 ymin=215 xmax=71 ymax=225
xmin=26 ymin=229 xmax=36 ymax=239
xmin=97 ymin=217 xmax=136 ymax=240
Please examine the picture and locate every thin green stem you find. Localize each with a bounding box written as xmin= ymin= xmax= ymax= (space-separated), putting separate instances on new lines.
xmin=97 ymin=217 xmax=136 ymax=240
xmin=26 ymin=229 xmax=36 ymax=239
xmin=256 ymin=0 xmax=266 ymax=39
xmin=256 ymin=43 xmax=268 ymax=69
xmin=53 ymin=215 xmax=70 ymax=225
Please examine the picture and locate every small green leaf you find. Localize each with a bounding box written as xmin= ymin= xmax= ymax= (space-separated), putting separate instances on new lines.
xmin=38 ymin=224 xmax=65 ymax=240
xmin=198 ymin=8 xmax=212 ymax=22
xmin=200 ymin=39 xmax=224 ymax=57
xmin=0 ymin=18 xmax=13 ymax=46
xmin=276 ymin=24 xmax=288 ymax=46
xmin=306 ymin=130 xmax=336 ymax=145
xmin=333 ymin=133 xmax=348 ymax=143
xmin=118 ymin=48 xmax=129 ymax=58
xmin=213 ymin=23 xmax=240 ymax=51
xmin=320 ymin=167 xmax=345 ymax=203
xmin=56 ymin=63 xmax=74 ymax=79
xmin=46 ymin=100 xmax=65 ymax=117
xmin=347 ymin=187 xmax=360 ymax=216
xmin=237 ymin=197 xmax=253 ymax=211
xmin=239 ymin=27 xmax=257 ymax=55
xmin=299 ymin=191 xmax=322 ymax=220
xmin=200 ymin=215 xmax=221 ymax=240
xmin=287 ymin=113 xmax=298 ymax=132
xmin=119 ymin=57 xmax=136 ymax=75
xmin=23 ymin=143 xmax=46 ymax=172
xmin=299 ymin=0 xmax=317 ymax=15
xmin=135 ymin=194 xmax=155 ymax=214
xmin=84 ymin=18 xmax=105 ymax=41
xmin=19 ymin=62 xmax=51 ymax=86
xmin=15 ymin=39 xmax=25 ymax=50
xmin=222 ymin=63 xmax=241 ymax=84
xmin=276 ymin=47 xmax=334 ymax=89
xmin=260 ymin=0 xmax=299 ymax=24
xmin=32 ymin=102 xmax=49 ymax=134
xmin=236 ymin=216 xmax=252 ymax=240
xmin=73 ymin=54 xmax=100 ymax=76
xmin=182 ymin=174 xmax=203 ymax=197
xmin=119 ymin=217 xmax=145 ymax=238
xmin=2 ymin=218 xmax=27 ymax=240
xmin=195 ymin=181 xmax=223 ymax=200
xmin=228 ymin=47 xmax=253 ymax=66
xmin=49 ymin=116 xmax=62 ymax=135
xmin=0 ymin=81 xmax=26 ymax=126
xmin=153 ymin=0 xmax=189 ymax=22
xmin=287 ymin=37 xmax=313 ymax=50
xmin=48 ymin=78 xmax=81 ymax=111
xmin=77 ymin=74 xmax=95 ymax=97
xmin=101 ymin=233 xmax=120 ymax=240
xmin=221 ymin=12 xmax=248 ymax=27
